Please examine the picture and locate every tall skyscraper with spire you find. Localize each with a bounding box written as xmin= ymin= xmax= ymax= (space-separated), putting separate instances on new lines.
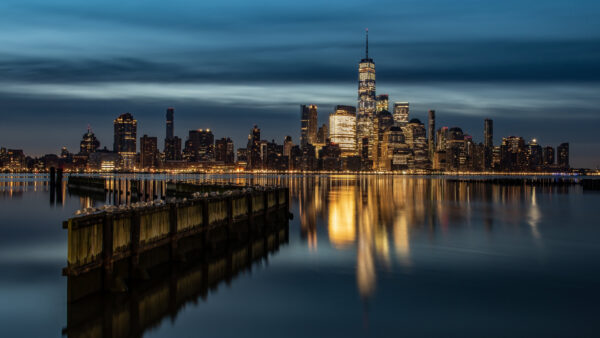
xmin=357 ymin=29 xmax=376 ymax=165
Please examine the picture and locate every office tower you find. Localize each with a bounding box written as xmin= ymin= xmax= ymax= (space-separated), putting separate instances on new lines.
xmin=318 ymin=140 xmax=342 ymax=171
xmin=140 ymin=135 xmax=158 ymax=168
xmin=543 ymin=146 xmax=555 ymax=166
xmin=164 ymin=107 xmax=182 ymax=161
xmin=402 ymin=119 xmax=428 ymax=169
xmin=357 ymin=29 xmax=376 ymax=164
xmin=428 ymin=110 xmax=436 ymax=161
xmin=247 ymin=125 xmax=262 ymax=169
xmin=527 ymin=139 xmax=543 ymax=170
xmin=236 ymin=148 xmax=248 ymax=164
xmin=557 ymin=143 xmax=569 ymax=169
xmin=436 ymin=127 xmax=448 ymax=151
xmin=329 ymin=105 xmax=358 ymax=157
xmin=500 ymin=136 xmax=527 ymax=171
xmin=166 ymin=107 xmax=174 ymax=140
xmin=380 ymin=126 xmax=411 ymax=171
xmin=283 ymin=136 xmax=293 ymax=158
xmin=375 ymin=109 xmax=394 ymax=169
xmin=393 ymin=102 xmax=409 ymax=125
xmin=113 ymin=113 xmax=137 ymax=169
xmin=79 ymin=127 xmax=100 ymax=156
xmin=183 ymin=129 xmax=215 ymax=162
xmin=300 ymin=104 xmax=318 ymax=146
xmin=376 ymin=94 xmax=389 ymax=113
xmin=215 ymin=137 xmax=234 ymax=164
xmin=317 ymin=124 xmax=328 ymax=144
xmin=445 ymin=127 xmax=465 ymax=171
xmin=484 ymin=119 xmax=493 ymax=170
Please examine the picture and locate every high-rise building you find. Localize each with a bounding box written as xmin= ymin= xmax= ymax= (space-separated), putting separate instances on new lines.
xmin=393 ymin=102 xmax=409 ymax=125
xmin=283 ymin=136 xmax=294 ymax=158
xmin=376 ymin=94 xmax=389 ymax=113
xmin=501 ymin=136 xmax=527 ymax=171
xmin=402 ymin=119 xmax=428 ymax=169
xmin=164 ymin=107 xmax=182 ymax=161
xmin=113 ymin=113 xmax=137 ymax=169
xmin=428 ymin=110 xmax=436 ymax=161
xmin=247 ymin=125 xmax=262 ymax=169
xmin=215 ymin=137 xmax=234 ymax=164
xmin=166 ymin=107 xmax=174 ymax=140
xmin=183 ymin=129 xmax=215 ymax=162
xmin=140 ymin=135 xmax=158 ymax=168
xmin=357 ymin=29 xmax=376 ymax=164
xmin=484 ymin=119 xmax=494 ymax=170
xmin=300 ymin=104 xmax=318 ymax=147
xmin=527 ymin=139 xmax=543 ymax=170
xmin=79 ymin=127 xmax=100 ymax=156
xmin=317 ymin=124 xmax=328 ymax=144
xmin=543 ymin=146 xmax=555 ymax=166
xmin=380 ymin=126 xmax=411 ymax=171
xmin=445 ymin=127 xmax=465 ymax=171
xmin=557 ymin=143 xmax=569 ymax=169
xmin=375 ymin=109 xmax=394 ymax=169
xmin=329 ymin=105 xmax=357 ymax=157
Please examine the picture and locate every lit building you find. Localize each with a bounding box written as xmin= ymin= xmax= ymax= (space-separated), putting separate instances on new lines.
xmin=140 ymin=135 xmax=159 ymax=169
xmin=183 ymin=129 xmax=215 ymax=162
xmin=543 ymin=146 xmax=555 ymax=166
xmin=215 ymin=137 xmax=234 ymax=164
xmin=283 ymin=136 xmax=294 ymax=158
xmin=319 ymin=140 xmax=342 ymax=171
xmin=300 ymin=104 xmax=318 ymax=147
xmin=375 ymin=109 xmax=394 ymax=169
xmin=402 ymin=119 xmax=429 ymax=169
xmin=79 ymin=127 xmax=100 ymax=156
xmin=357 ymin=29 xmax=376 ymax=164
xmin=393 ymin=102 xmax=409 ymax=126
xmin=376 ymin=94 xmax=389 ymax=113
xmin=445 ymin=127 xmax=466 ymax=171
xmin=500 ymin=136 xmax=527 ymax=171
xmin=113 ymin=113 xmax=137 ymax=169
xmin=164 ymin=107 xmax=182 ymax=161
xmin=247 ymin=125 xmax=262 ymax=169
xmin=380 ymin=126 xmax=411 ymax=171
xmin=329 ymin=105 xmax=357 ymax=157
xmin=428 ymin=110 xmax=436 ymax=161
xmin=527 ymin=139 xmax=543 ymax=170
xmin=484 ymin=119 xmax=494 ymax=170
xmin=557 ymin=143 xmax=569 ymax=169
xmin=317 ymin=124 xmax=328 ymax=144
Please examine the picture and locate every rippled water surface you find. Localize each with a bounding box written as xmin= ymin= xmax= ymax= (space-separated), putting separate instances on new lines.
xmin=1 ymin=174 xmax=599 ymax=337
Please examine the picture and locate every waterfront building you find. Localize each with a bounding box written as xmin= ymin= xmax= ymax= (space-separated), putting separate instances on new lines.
xmin=500 ymin=136 xmax=527 ymax=171
xmin=357 ymin=29 xmax=376 ymax=164
xmin=247 ymin=125 xmax=262 ymax=169
xmin=428 ymin=110 xmax=436 ymax=161
xmin=317 ymin=124 xmax=328 ymax=144
xmin=113 ymin=113 xmax=137 ymax=169
xmin=393 ymin=102 xmax=409 ymax=126
xmin=436 ymin=127 xmax=448 ymax=152
xmin=140 ymin=135 xmax=159 ymax=169
xmin=164 ymin=108 xmax=181 ymax=161
xmin=557 ymin=143 xmax=570 ymax=169
xmin=215 ymin=137 xmax=234 ymax=164
xmin=79 ymin=127 xmax=100 ymax=156
xmin=319 ymin=140 xmax=342 ymax=171
xmin=402 ymin=119 xmax=429 ymax=169
xmin=183 ymin=129 xmax=215 ymax=162
xmin=445 ymin=127 xmax=465 ymax=171
xmin=300 ymin=105 xmax=318 ymax=147
xmin=527 ymin=139 xmax=543 ymax=170
xmin=484 ymin=119 xmax=494 ymax=170
xmin=329 ymin=105 xmax=357 ymax=157
xmin=380 ymin=125 xmax=411 ymax=171
xmin=543 ymin=146 xmax=555 ymax=166
xmin=375 ymin=109 xmax=394 ymax=169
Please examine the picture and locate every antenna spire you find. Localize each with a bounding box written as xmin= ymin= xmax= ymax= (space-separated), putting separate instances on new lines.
xmin=365 ymin=28 xmax=369 ymax=59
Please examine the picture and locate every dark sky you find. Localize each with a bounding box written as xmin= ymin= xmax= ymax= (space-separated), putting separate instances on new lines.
xmin=1 ymin=0 xmax=599 ymax=167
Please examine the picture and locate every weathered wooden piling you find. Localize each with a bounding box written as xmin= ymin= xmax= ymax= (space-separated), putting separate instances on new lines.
xmin=63 ymin=185 xmax=290 ymax=301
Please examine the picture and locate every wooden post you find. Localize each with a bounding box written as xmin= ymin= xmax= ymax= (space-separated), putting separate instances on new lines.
xmin=247 ymin=192 xmax=254 ymax=225
xmin=130 ymin=210 xmax=141 ymax=271
xmin=202 ymin=199 xmax=209 ymax=227
xmin=102 ymin=213 xmax=114 ymax=288
xmin=263 ymin=190 xmax=269 ymax=220
xmin=169 ymin=203 xmax=179 ymax=260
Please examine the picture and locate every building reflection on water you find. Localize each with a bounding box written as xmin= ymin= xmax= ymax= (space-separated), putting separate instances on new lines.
xmin=288 ymin=175 xmax=574 ymax=301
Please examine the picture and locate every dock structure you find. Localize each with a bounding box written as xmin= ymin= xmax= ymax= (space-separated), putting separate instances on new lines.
xmin=62 ymin=181 xmax=290 ymax=302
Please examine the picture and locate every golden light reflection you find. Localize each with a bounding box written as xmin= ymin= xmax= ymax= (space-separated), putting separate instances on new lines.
xmin=328 ymin=187 xmax=356 ymax=248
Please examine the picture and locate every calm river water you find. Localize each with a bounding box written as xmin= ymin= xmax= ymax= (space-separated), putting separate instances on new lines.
xmin=1 ymin=174 xmax=599 ymax=337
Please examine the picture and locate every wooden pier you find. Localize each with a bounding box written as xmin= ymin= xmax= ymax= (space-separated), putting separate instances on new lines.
xmin=62 ymin=181 xmax=290 ymax=302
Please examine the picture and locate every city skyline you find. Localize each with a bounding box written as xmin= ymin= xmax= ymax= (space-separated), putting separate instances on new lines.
xmin=1 ymin=1 xmax=600 ymax=167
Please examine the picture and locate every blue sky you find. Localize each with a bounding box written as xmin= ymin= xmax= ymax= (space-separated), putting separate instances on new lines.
xmin=1 ymin=0 xmax=599 ymax=167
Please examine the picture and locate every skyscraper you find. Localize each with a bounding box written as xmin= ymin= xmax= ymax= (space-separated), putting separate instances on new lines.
xmin=376 ymin=94 xmax=389 ymax=113
xmin=428 ymin=110 xmax=436 ymax=161
xmin=166 ymin=107 xmax=174 ymax=140
xmin=215 ymin=137 xmax=234 ymax=164
xmin=300 ymin=104 xmax=318 ymax=146
xmin=79 ymin=127 xmax=100 ymax=156
xmin=484 ymin=119 xmax=493 ymax=170
xmin=113 ymin=113 xmax=137 ymax=169
xmin=140 ymin=135 xmax=158 ymax=168
xmin=164 ymin=107 xmax=181 ymax=161
xmin=247 ymin=125 xmax=262 ymax=169
xmin=183 ymin=129 xmax=215 ymax=162
xmin=543 ymin=146 xmax=555 ymax=166
xmin=557 ymin=143 xmax=569 ymax=169
xmin=393 ymin=102 xmax=409 ymax=125
xmin=329 ymin=105 xmax=357 ymax=157
xmin=357 ymin=29 xmax=376 ymax=164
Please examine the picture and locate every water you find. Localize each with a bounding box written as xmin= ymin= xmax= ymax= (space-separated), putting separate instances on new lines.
xmin=1 ymin=174 xmax=600 ymax=337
